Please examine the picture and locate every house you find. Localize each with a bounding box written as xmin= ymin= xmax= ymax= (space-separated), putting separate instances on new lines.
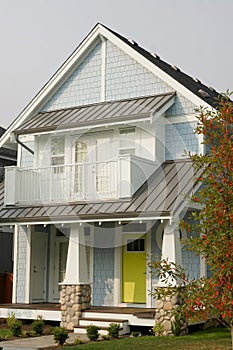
xmin=0 ymin=24 xmax=220 ymax=331
xmin=0 ymin=127 xmax=16 ymax=303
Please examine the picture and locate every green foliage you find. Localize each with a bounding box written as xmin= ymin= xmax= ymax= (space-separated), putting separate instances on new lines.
xmin=152 ymin=321 xmax=164 ymax=336
xmin=60 ymin=328 xmax=230 ymax=349
xmin=171 ymin=311 xmax=183 ymax=336
xmin=6 ymin=313 xmax=22 ymax=337
xmin=131 ymin=331 xmax=141 ymax=337
xmin=74 ymin=336 xmax=84 ymax=345
xmin=102 ymin=334 xmax=111 ymax=340
xmin=31 ymin=315 xmax=45 ymax=335
xmin=86 ymin=324 xmax=100 ymax=341
xmin=53 ymin=326 xmax=69 ymax=345
xmin=149 ymin=95 xmax=233 ymax=348
xmin=107 ymin=323 xmax=120 ymax=339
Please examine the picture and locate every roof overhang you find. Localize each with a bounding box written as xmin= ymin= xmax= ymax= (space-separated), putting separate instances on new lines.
xmin=0 ymin=214 xmax=173 ymax=226
xmin=14 ymin=93 xmax=175 ymax=136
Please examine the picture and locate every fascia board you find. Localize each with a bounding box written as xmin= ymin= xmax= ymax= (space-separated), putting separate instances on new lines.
xmin=98 ymin=26 xmax=213 ymax=111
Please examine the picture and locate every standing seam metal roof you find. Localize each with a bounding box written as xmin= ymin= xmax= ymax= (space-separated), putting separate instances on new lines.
xmin=15 ymin=93 xmax=175 ymax=134
xmin=0 ymin=160 xmax=197 ymax=223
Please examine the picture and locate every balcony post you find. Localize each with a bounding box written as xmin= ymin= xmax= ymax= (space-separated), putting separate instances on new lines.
xmin=5 ymin=166 xmax=18 ymax=205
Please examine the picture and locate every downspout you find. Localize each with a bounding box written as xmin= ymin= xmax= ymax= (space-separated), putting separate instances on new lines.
xmin=15 ymin=134 xmax=34 ymax=155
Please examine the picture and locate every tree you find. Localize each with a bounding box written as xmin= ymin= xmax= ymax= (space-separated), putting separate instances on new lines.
xmin=149 ymin=93 xmax=233 ymax=348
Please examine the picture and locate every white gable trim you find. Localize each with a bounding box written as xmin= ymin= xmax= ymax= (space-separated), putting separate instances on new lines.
xmin=98 ymin=26 xmax=212 ymax=110
xmin=0 ymin=23 xmax=213 ymax=148
xmin=0 ymin=25 xmax=102 ymax=147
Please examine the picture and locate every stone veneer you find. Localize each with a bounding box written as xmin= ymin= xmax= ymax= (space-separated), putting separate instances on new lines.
xmin=154 ymin=291 xmax=188 ymax=336
xmin=60 ymin=284 xmax=91 ymax=330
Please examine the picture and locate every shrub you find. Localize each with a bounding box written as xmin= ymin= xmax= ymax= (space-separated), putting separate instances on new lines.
xmin=86 ymin=324 xmax=100 ymax=341
xmin=107 ymin=323 xmax=120 ymax=339
xmin=152 ymin=321 xmax=164 ymax=336
xmin=53 ymin=326 xmax=69 ymax=345
xmin=171 ymin=312 xmax=183 ymax=336
xmin=6 ymin=313 xmax=22 ymax=337
xmin=74 ymin=336 xmax=84 ymax=345
xmin=31 ymin=316 xmax=45 ymax=335
xmin=131 ymin=331 xmax=141 ymax=337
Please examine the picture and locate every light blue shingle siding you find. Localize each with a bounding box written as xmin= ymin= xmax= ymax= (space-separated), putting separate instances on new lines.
xmin=105 ymin=41 xmax=172 ymax=101
xmin=41 ymin=39 xmax=197 ymax=118
xmin=182 ymin=216 xmax=200 ymax=280
xmin=92 ymin=224 xmax=115 ymax=306
xmin=165 ymin=121 xmax=199 ymax=160
xmin=92 ymin=247 xmax=114 ymax=306
xmin=42 ymin=41 xmax=102 ymax=111
xmin=166 ymin=94 xmax=196 ymax=116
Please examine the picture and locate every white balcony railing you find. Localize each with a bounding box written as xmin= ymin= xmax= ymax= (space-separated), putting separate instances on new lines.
xmin=5 ymin=155 xmax=157 ymax=205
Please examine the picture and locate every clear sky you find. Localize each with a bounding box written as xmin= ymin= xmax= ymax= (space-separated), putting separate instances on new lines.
xmin=0 ymin=0 xmax=233 ymax=128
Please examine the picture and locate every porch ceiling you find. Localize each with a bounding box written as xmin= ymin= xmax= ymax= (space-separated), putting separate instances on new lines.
xmin=0 ymin=159 xmax=199 ymax=224
xmin=14 ymin=92 xmax=175 ymax=135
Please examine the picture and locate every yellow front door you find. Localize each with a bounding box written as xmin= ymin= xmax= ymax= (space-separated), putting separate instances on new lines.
xmin=122 ymin=235 xmax=146 ymax=303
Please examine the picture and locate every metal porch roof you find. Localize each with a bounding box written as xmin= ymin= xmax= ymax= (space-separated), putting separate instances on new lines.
xmin=15 ymin=92 xmax=175 ymax=135
xmin=0 ymin=160 xmax=196 ymax=224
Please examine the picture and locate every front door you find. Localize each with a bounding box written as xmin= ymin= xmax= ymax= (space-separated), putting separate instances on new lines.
xmin=31 ymin=232 xmax=48 ymax=302
xmin=122 ymin=235 xmax=146 ymax=303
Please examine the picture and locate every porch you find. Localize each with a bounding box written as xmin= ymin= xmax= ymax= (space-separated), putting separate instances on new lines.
xmin=0 ymin=304 xmax=155 ymax=328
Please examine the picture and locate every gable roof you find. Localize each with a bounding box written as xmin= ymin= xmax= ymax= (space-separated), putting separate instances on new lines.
xmin=104 ymin=24 xmax=220 ymax=108
xmin=15 ymin=92 xmax=175 ymax=135
xmin=0 ymin=23 xmax=221 ymax=147
xmin=0 ymin=127 xmax=17 ymax=161
xmin=0 ymin=160 xmax=197 ymax=224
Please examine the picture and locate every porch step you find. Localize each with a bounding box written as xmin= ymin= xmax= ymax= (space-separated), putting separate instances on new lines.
xmin=74 ymin=318 xmax=130 ymax=335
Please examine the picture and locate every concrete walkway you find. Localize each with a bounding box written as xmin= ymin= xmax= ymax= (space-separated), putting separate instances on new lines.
xmin=0 ymin=332 xmax=88 ymax=349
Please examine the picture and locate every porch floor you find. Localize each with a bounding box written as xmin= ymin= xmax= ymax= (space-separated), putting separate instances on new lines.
xmin=0 ymin=303 xmax=155 ymax=322
xmin=0 ymin=303 xmax=60 ymax=311
xmin=0 ymin=303 xmax=61 ymax=322
xmin=85 ymin=306 xmax=155 ymax=318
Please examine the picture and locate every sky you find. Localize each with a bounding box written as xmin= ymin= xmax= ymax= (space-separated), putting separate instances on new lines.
xmin=0 ymin=0 xmax=233 ymax=128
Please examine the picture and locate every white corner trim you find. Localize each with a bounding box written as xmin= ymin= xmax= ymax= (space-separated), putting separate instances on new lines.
xmin=101 ymin=38 xmax=106 ymax=102
xmin=25 ymin=226 xmax=31 ymax=303
xmin=12 ymin=225 xmax=18 ymax=303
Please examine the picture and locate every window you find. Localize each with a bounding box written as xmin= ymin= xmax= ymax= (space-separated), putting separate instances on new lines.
xmin=51 ymin=137 xmax=65 ymax=173
xmin=119 ymin=127 xmax=136 ymax=155
xmin=126 ymin=238 xmax=145 ymax=252
xmin=74 ymin=141 xmax=87 ymax=193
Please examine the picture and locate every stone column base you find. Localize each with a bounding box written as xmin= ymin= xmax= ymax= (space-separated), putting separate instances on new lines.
xmin=155 ymin=291 xmax=188 ymax=336
xmin=60 ymin=284 xmax=91 ymax=330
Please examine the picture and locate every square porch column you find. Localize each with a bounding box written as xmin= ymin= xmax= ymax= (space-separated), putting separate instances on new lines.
xmin=60 ymin=224 xmax=91 ymax=330
xmin=155 ymin=221 xmax=188 ymax=336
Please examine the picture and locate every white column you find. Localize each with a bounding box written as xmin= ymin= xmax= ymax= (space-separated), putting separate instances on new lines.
xmin=63 ymin=224 xmax=89 ymax=285
xmin=113 ymin=228 xmax=121 ymax=306
xmin=12 ymin=225 xmax=18 ymax=303
xmin=158 ymin=221 xmax=182 ymax=287
xmin=25 ymin=225 xmax=31 ymax=303
xmin=200 ymin=256 xmax=207 ymax=278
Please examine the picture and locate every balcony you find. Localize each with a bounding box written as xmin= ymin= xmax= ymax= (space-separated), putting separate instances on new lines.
xmin=5 ymin=155 xmax=157 ymax=205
